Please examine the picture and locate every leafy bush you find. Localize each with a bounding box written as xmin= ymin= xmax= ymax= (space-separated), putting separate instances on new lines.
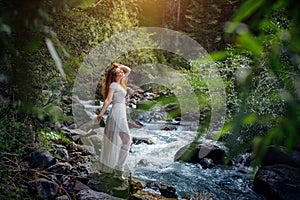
xmin=0 ymin=113 xmax=32 ymax=199
xmin=38 ymin=129 xmax=72 ymax=151
xmin=219 ymin=0 xmax=300 ymax=164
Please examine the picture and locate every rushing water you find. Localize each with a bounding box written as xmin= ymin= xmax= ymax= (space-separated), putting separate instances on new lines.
xmin=80 ymin=99 xmax=264 ymax=200
xmin=127 ymin=122 xmax=264 ymax=200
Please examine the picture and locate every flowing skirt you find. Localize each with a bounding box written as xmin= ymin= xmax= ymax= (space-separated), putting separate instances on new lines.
xmin=100 ymin=102 xmax=130 ymax=173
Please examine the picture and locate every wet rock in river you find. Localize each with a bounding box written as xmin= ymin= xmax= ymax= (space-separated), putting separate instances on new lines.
xmin=174 ymin=142 xmax=226 ymax=169
xmin=254 ymin=164 xmax=300 ymax=200
xmin=181 ymin=192 xmax=214 ymax=200
xmin=128 ymin=120 xmax=143 ymax=128
xmin=132 ymin=137 xmax=154 ymax=145
xmin=161 ymin=125 xmax=177 ymax=131
xmin=145 ymin=181 xmax=178 ymax=198
xmin=253 ymin=146 xmax=300 ymax=200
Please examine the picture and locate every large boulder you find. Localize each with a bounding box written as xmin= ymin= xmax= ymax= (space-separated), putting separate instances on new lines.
xmin=72 ymin=102 xmax=91 ymax=128
xmin=254 ymin=164 xmax=300 ymax=200
xmin=174 ymin=142 xmax=226 ymax=169
xmin=79 ymin=127 xmax=104 ymax=156
xmin=87 ymin=173 xmax=131 ymax=199
xmin=261 ymin=146 xmax=300 ymax=168
xmin=254 ymin=146 xmax=300 ymax=200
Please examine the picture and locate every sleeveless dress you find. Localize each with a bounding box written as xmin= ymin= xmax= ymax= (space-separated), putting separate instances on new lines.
xmin=100 ymin=82 xmax=130 ymax=173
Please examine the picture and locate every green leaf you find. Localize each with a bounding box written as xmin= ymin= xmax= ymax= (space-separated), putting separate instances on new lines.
xmin=242 ymin=114 xmax=258 ymax=125
xmin=25 ymin=36 xmax=42 ymax=52
xmin=237 ymin=32 xmax=263 ymax=56
xmin=214 ymin=122 xmax=233 ymax=140
xmin=209 ymin=51 xmax=228 ymax=61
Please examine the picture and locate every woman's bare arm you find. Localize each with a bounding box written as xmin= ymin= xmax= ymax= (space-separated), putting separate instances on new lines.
xmin=114 ymin=63 xmax=131 ymax=77
xmin=97 ymin=87 xmax=114 ymax=121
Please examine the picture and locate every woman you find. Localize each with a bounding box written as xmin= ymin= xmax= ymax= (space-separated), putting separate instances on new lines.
xmin=96 ymin=63 xmax=131 ymax=175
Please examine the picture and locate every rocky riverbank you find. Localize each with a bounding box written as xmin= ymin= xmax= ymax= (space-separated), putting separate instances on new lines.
xmin=24 ymin=85 xmax=181 ymax=199
xmin=25 ymin=84 xmax=300 ymax=200
xmin=25 ymin=125 xmax=182 ymax=199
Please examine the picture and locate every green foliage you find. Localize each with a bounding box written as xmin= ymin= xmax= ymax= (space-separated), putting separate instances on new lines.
xmin=0 ymin=115 xmax=31 ymax=160
xmin=183 ymin=68 xmax=211 ymax=110
xmin=213 ymin=49 xmax=289 ymax=161
xmin=220 ymin=0 xmax=300 ymax=165
xmin=38 ymin=129 xmax=72 ymax=151
xmin=134 ymin=66 xmax=212 ymax=122
xmin=0 ymin=113 xmax=32 ymax=199
xmin=185 ymin=0 xmax=242 ymax=52
xmin=136 ymin=93 xmax=180 ymax=120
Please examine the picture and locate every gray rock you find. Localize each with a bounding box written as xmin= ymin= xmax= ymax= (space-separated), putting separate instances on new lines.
xmin=72 ymin=103 xmax=91 ymax=128
xmin=58 ymin=175 xmax=74 ymax=193
xmin=55 ymin=148 xmax=69 ymax=161
xmin=67 ymin=123 xmax=77 ymax=129
xmin=46 ymin=162 xmax=73 ymax=174
xmin=28 ymin=178 xmax=59 ymax=199
xmin=74 ymin=180 xmax=91 ymax=191
xmin=128 ymin=120 xmax=143 ymax=128
xmin=87 ymin=173 xmax=130 ymax=199
xmin=29 ymin=150 xmax=56 ymax=169
xmin=76 ymin=127 xmax=104 ymax=156
xmin=56 ymin=195 xmax=70 ymax=200
xmin=77 ymin=189 xmax=124 ymax=200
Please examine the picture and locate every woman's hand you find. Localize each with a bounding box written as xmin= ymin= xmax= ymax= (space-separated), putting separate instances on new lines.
xmin=113 ymin=63 xmax=120 ymax=68
xmin=97 ymin=114 xmax=103 ymax=121
xmin=113 ymin=63 xmax=131 ymax=77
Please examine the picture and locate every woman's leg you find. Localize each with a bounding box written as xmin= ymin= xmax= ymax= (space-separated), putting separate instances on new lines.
xmin=116 ymin=132 xmax=131 ymax=171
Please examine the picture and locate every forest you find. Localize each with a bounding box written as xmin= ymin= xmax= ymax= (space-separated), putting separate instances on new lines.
xmin=1 ymin=0 xmax=300 ymax=199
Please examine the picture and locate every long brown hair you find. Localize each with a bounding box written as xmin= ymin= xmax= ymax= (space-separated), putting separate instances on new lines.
xmin=101 ymin=66 xmax=126 ymax=99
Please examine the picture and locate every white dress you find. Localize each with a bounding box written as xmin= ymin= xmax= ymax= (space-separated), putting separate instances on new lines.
xmin=100 ymin=82 xmax=130 ymax=173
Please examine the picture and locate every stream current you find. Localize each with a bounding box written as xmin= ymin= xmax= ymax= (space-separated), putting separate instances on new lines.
xmin=81 ymin=99 xmax=264 ymax=200
xmin=127 ymin=122 xmax=264 ymax=200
